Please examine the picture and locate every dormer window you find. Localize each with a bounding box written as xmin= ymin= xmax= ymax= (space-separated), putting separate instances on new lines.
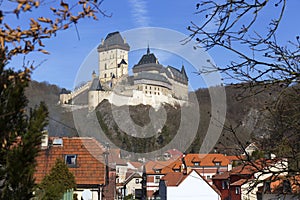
xmin=65 ymin=154 xmax=77 ymax=167
xmin=194 ymin=162 xmax=200 ymax=166
xmin=154 ymin=169 xmax=161 ymax=174
xmin=215 ymin=162 xmax=221 ymax=166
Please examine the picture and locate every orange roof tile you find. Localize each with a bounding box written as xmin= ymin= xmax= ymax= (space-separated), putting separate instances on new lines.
xmin=161 ymin=172 xmax=188 ymax=186
xmin=108 ymin=148 xmax=127 ymax=166
xmin=34 ymin=137 xmax=106 ymax=186
xmin=128 ymin=161 xmax=143 ymax=169
xmin=182 ymin=154 xmax=232 ymax=167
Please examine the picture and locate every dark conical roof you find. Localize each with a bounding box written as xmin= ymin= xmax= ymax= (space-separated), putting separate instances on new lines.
xmin=89 ymin=77 xmax=104 ymax=91
xmin=97 ymin=31 xmax=130 ymax=52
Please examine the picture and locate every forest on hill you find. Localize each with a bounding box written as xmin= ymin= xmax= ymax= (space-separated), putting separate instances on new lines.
xmin=25 ymin=81 xmax=279 ymax=155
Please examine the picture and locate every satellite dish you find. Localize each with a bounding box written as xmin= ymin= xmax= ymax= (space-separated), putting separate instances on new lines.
xmin=82 ymin=189 xmax=92 ymax=200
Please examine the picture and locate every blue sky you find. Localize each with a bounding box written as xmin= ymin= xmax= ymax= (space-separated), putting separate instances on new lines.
xmin=4 ymin=0 xmax=300 ymax=90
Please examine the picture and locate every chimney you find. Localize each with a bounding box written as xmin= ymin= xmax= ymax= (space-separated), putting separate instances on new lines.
xmin=181 ymin=154 xmax=187 ymax=175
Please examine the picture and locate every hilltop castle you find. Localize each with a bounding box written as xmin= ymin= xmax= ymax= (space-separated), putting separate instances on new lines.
xmin=59 ymin=31 xmax=189 ymax=110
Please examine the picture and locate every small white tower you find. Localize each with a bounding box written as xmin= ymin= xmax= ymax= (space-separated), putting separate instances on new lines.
xmin=97 ymin=32 xmax=130 ymax=83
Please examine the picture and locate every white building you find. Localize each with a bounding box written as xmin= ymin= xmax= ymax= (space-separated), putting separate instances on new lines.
xmin=158 ymin=170 xmax=221 ymax=200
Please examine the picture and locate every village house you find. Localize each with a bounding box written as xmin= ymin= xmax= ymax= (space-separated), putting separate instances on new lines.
xmin=158 ymin=170 xmax=221 ymax=200
xmin=256 ymin=175 xmax=300 ymax=200
xmin=34 ymin=136 xmax=106 ymax=200
xmin=212 ymin=158 xmax=288 ymax=200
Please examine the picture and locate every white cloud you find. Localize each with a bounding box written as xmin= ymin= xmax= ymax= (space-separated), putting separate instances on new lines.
xmin=128 ymin=0 xmax=150 ymax=27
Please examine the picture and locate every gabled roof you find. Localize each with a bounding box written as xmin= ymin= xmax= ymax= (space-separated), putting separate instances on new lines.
xmin=145 ymin=160 xmax=175 ymax=174
xmin=166 ymin=66 xmax=188 ymax=85
xmin=34 ymin=137 xmax=106 ymax=186
xmin=124 ymin=171 xmax=142 ymax=185
xmin=128 ymin=161 xmax=143 ymax=169
xmin=108 ymin=148 xmax=127 ymax=166
xmin=161 ymin=170 xmax=221 ymax=195
xmin=97 ymin=31 xmax=130 ymax=52
xmin=161 ymin=172 xmax=188 ymax=186
xmin=182 ymin=154 xmax=232 ymax=167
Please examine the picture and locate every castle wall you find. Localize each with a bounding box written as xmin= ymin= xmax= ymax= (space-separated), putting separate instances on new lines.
xmin=88 ymin=90 xmax=111 ymax=111
xmin=168 ymin=79 xmax=188 ymax=100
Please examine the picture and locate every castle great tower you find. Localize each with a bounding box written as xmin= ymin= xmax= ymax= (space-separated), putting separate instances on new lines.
xmin=97 ymin=32 xmax=130 ymax=83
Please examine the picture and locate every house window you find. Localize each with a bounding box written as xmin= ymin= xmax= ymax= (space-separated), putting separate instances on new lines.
xmin=235 ymin=187 xmax=241 ymax=194
xmin=154 ymin=169 xmax=161 ymax=174
xmin=222 ymin=180 xmax=229 ymax=189
xmin=206 ymin=175 xmax=211 ymax=180
xmin=104 ymin=73 xmax=107 ymax=78
xmin=155 ymin=176 xmax=160 ymax=183
xmin=145 ymin=86 xmax=147 ymax=89
xmin=215 ymin=162 xmax=221 ymax=166
xmin=104 ymin=63 xmax=107 ymax=69
xmin=194 ymin=162 xmax=200 ymax=166
xmin=135 ymin=179 xmax=140 ymax=184
xmin=65 ymin=154 xmax=77 ymax=167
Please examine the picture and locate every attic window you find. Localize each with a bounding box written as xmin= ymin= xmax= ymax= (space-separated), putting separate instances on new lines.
xmin=215 ymin=162 xmax=221 ymax=166
xmin=65 ymin=154 xmax=77 ymax=167
xmin=154 ymin=169 xmax=161 ymax=174
xmin=194 ymin=162 xmax=200 ymax=166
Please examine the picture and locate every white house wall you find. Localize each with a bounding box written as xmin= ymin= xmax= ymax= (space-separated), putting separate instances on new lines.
xmin=166 ymin=171 xmax=220 ymax=200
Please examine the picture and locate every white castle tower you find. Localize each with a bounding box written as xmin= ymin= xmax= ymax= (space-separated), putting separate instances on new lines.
xmin=97 ymin=31 xmax=130 ymax=84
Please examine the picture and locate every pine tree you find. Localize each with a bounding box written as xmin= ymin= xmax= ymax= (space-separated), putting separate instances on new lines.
xmin=39 ymin=158 xmax=76 ymax=200
xmin=0 ymin=50 xmax=48 ymax=199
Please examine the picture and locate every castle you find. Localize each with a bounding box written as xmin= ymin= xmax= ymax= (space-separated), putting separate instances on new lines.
xmin=59 ymin=31 xmax=189 ymax=110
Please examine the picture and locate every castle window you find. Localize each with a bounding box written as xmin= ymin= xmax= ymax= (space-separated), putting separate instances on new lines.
xmin=150 ymin=86 xmax=152 ymax=90
xmin=145 ymin=91 xmax=147 ymax=94
xmin=158 ymin=88 xmax=160 ymax=91
xmin=104 ymin=74 xmax=107 ymax=78
xmin=104 ymin=63 xmax=107 ymax=69
xmin=158 ymin=92 xmax=160 ymax=95
xmin=145 ymin=86 xmax=147 ymax=89
xmin=150 ymin=92 xmax=151 ymax=94
xmin=154 ymin=92 xmax=156 ymax=95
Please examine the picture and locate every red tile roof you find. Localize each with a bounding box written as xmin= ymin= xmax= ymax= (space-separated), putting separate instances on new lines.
xmin=182 ymin=154 xmax=232 ymax=167
xmin=128 ymin=161 xmax=143 ymax=169
xmin=230 ymin=179 xmax=248 ymax=186
xmin=145 ymin=160 xmax=176 ymax=174
xmin=161 ymin=172 xmax=188 ymax=186
xmin=34 ymin=137 xmax=106 ymax=186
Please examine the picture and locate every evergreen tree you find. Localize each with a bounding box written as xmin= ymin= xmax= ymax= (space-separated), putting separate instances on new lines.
xmin=40 ymin=158 xmax=76 ymax=200
xmin=0 ymin=50 xmax=48 ymax=199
